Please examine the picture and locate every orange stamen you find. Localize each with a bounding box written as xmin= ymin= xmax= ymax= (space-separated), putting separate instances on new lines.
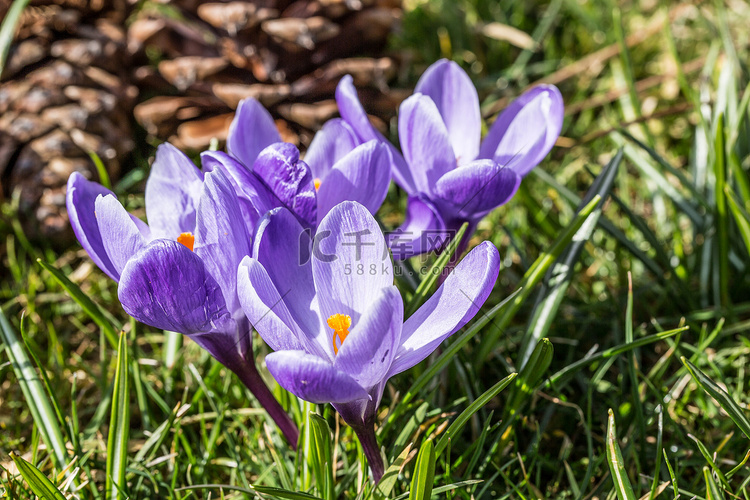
xmin=177 ymin=232 xmax=195 ymax=252
xmin=327 ymin=313 xmax=351 ymax=354
xmin=314 ymin=177 xmax=322 ymax=191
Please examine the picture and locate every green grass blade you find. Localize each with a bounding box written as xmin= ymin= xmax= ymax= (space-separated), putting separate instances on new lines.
xmin=531 ymin=167 xmax=665 ymax=279
xmin=408 ymin=439 xmax=436 ymax=500
xmin=0 ymin=0 xmax=30 ymax=72
xmin=382 ymin=288 xmax=522 ymax=437
xmin=87 ymin=150 xmax=112 ymax=190
xmin=478 ymin=195 xmax=602 ymax=362
xmin=681 ymin=357 xmax=750 ymax=440
xmin=9 ymin=452 xmax=66 ymax=500
xmin=647 ymin=406 xmax=663 ymax=500
xmin=176 ymin=484 xmax=323 ymax=499
xmin=713 ymin=114 xmax=729 ymax=307
xmin=725 ymin=187 xmax=750 ymax=257
xmin=0 ymin=309 xmax=68 ymax=470
xmin=371 ymin=444 xmax=412 ymax=500
xmin=435 ymin=372 xmax=516 ymax=455
xmin=163 ymin=330 xmax=182 ymax=370
xmin=704 ymin=466 xmax=726 ymax=500
xmin=624 ymin=273 xmax=645 ymax=473
xmin=505 ymin=339 xmax=553 ymax=421
xmin=393 ymin=480 xmax=482 ymax=500
xmin=19 ymin=316 xmax=66 ymax=441
xmin=620 ymin=129 xmax=707 ymax=206
xmin=688 ymin=434 xmax=731 ymax=492
xmin=308 ymin=413 xmax=335 ymax=500
xmin=618 ymin=140 xmax=703 ymax=226
xmin=545 ymin=326 xmax=688 ymax=389
xmin=37 ymin=259 xmax=119 ymax=349
xmin=606 ymin=409 xmax=636 ymax=500
xmin=726 ymin=449 xmax=750 ymax=479
xmin=662 ymin=449 xmax=678 ymax=500
xmin=405 ymin=222 xmax=468 ymax=317
xmin=106 ymin=331 xmax=130 ymax=499
xmin=519 ymin=150 xmax=623 ymax=366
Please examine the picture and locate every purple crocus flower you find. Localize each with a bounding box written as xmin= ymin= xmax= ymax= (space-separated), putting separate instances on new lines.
xmin=66 ymin=143 xmax=299 ymax=447
xmin=333 ymin=59 xmax=564 ymax=259
xmin=236 ymin=200 xmax=500 ymax=481
xmin=216 ymin=97 xmax=391 ymax=231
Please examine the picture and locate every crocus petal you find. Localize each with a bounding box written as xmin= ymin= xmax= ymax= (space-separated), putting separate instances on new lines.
xmin=414 ymin=59 xmax=480 ymax=165
xmin=334 ymin=286 xmax=402 ymax=389
xmin=194 ymin=168 xmax=252 ymax=314
xmin=304 ymin=118 xmax=360 ymax=181
xmin=237 ymin=256 xmax=306 ymax=352
xmin=433 ymin=159 xmax=522 ymax=220
xmin=478 ymin=85 xmax=564 ymax=177
xmin=312 ymin=201 xmax=393 ymax=323
xmin=66 ymin=172 xmax=118 ymax=280
xmin=145 ymin=143 xmax=204 ymax=240
xmin=253 ymin=207 xmax=325 ymax=357
xmin=316 ymin=140 xmax=391 ymax=218
xmin=336 ymin=75 xmax=416 ymax=194
xmin=266 ymin=350 xmax=369 ymax=404
xmin=118 ymin=239 xmax=231 ymax=335
xmin=398 ymin=93 xmax=456 ymax=194
xmin=387 ymin=196 xmax=448 ymax=260
xmin=201 ymin=150 xmax=279 ymax=233
xmin=95 ymin=194 xmax=147 ymax=278
xmin=252 ymin=143 xmax=317 ymax=228
xmin=227 ymin=97 xmax=281 ymax=168
xmin=388 ymin=241 xmax=500 ymax=376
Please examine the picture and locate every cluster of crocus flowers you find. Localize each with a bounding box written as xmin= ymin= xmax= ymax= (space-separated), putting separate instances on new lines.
xmin=67 ymin=58 xmax=562 ymax=482
xmin=237 ymin=201 xmax=499 ymax=480
xmin=333 ymin=59 xmax=564 ymax=258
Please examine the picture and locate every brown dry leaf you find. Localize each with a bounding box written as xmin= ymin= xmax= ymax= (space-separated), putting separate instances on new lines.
xmin=158 ymin=57 xmax=229 ymax=91
xmin=172 ymin=113 xmax=234 ymax=150
xmin=262 ymin=16 xmax=340 ymax=50
xmin=198 ymin=2 xmax=277 ymax=35
xmin=277 ymin=100 xmax=339 ymax=129
xmin=480 ymin=22 xmax=537 ymax=50
xmin=212 ymin=83 xmax=291 ymax=108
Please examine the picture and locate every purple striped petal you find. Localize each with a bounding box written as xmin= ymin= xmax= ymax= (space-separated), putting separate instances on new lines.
xmin=478 ymin=85 xmax=564 ymax=177
xmin=237 ymin=256 xmax=306 ymax=353
xmin=66 ymin=172 xmax=119 ymax=280
xmin=227 ymin=97 xmax=281 ymax=168
xmin=95 ymin=194 xmax=147 ymax=278
xmin=253 ymin=207 xmax=324 ymax=356
xmin=334 ymin=286 xmax=402 ymax=389
xmin=252 ymin=143 xmax=317 ymax=229
xmin=316 ymin=140 xmax=391 ymax=218
xmin=387 ymin=196 xmax=448 ymax=260
xmin=200 ymin=150 xmax=279 ymax=233
xmin=336 ymin=75 xmax=416 ymax=194
xmin=433 ymin=159 xmax=522 ymax=220
xmin=118 ymin=239 xmax=231 ymax=335
xmin=388 ymin=241 xmax=500 ymax=376
xmin=415 ymin=59 xmax=480 ymax=165
xmin=266 ymin=350 xmax=369 ymax=404
xmin=194 ymin=168 xmax=252 ymax=315
xmin=304 ymin=118 xmax=360 ymax=181
xmin=398 ymin=94 xmax=456 ymax=195
xmin=312 ymin=201 xmax=392 ymax=324
xmin=145 ymin=143 xmax=204 ymax=240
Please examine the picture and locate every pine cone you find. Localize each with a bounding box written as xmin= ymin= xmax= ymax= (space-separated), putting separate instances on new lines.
xmin=1 ymin=0 xmax=402 ymax=244
xmin=0 ymin=0 xmax=137 ymax=244
xmin=130 ymin=0 xmax=403 ymax=151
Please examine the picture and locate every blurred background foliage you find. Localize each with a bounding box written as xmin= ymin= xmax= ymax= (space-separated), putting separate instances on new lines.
xmin=2 ymin=0 xmax=750 ymax=498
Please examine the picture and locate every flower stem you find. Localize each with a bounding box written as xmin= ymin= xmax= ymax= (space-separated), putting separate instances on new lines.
xmin=353 ymin=419 xmax=385 ymax=483
xmin=234 ymin=361 xmax=299 ymax=450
